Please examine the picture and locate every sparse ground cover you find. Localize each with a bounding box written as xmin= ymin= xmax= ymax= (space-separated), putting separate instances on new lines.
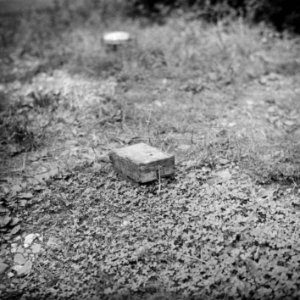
xmin=0 ymin=6 xmax=300 ymax=300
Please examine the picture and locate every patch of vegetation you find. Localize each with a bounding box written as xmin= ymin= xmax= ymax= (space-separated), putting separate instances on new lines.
xmin=0 ymin=3 xmax=300 ymax=300
xmin=0 ymin=89 xmax=62 ymax=163
xmin=2 ymin=164 xmax=300 ymax=299
xmin=1 ymin=10 xmax=300 ymax=183
xmin=129 ymin=0 xmax=300 ymax=33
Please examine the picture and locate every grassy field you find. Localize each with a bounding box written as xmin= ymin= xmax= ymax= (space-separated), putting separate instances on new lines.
xmin=0 ymin=5 xmax=300 ymax=300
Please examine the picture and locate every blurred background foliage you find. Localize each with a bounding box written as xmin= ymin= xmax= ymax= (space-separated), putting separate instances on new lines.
xmin=31 ymin=0 xmax=298 ymax=32
xmin=129 ymin=0 xmax=299 ymax=33
xmin=0 ymin=0 xmax=300 ymax=33
xmin=38 ymin=0 xmax=300 ymax=33
xmin=1 ymin=0 xmax=299 ymax=45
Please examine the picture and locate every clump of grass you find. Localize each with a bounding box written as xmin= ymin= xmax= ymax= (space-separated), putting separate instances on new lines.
xmin=0 ymin=91 xmax=10 ymax=112
xmin=0 ymin=88 xmax=64 ymax=156
xmin=224 ymin=118 xmax=299 ymax=185
xmin=28 ymin=89 xmax=61 ymax=109
xmin=7 ymin=3 xmax=298 ymax=85
xmin=1 ymin=110 xmax=38 ymax=153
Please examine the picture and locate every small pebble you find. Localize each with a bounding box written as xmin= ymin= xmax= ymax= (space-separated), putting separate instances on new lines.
xmin=31 ymin=243 xmax=42 ymax=254
xmin=14 ymin=253 xmax=26 ymax=265
xmin=10 ymin=218 xmax=20 ymax=227
xmin=0 ymin=262 xmax=9 ymax=274
xmin=16 ymin=246 xmax=24 ymax=254
xmin=14 ymin=235 xmax=21 ymax=241
xmin=11 ymin=243 xmax=18 ymax=253
xmin=24 ymin=233 xmax=40 ymax=248
xmin=177 ymin=144 xmax=191 ymax=151
xmin=46 ymin=237 xmax=59 ymax=248
xmin=219 ymin=158 xmax=229 ymax=165
xmin=12 ymin=261 xmax=32 ymax=276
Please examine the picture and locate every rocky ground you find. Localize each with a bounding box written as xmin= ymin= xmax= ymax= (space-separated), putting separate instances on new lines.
xmin=0 ymin=12 xmax=300 ymax=300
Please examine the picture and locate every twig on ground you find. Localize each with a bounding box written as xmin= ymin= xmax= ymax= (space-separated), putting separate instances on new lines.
xmin=182 ymin=254 xmax=206 ymax=264
xmin=157 ymin=167 xmax=161 ymax=194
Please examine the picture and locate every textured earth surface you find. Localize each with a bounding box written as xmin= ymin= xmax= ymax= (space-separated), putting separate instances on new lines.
xmin=0 ymin=12 xmax=300 ymax=300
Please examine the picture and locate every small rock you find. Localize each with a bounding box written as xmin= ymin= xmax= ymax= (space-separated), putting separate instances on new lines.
xmin=7 ymin=144 xmax=19 ymax=156
xmin=46 ymin=237 xmax=60 ymax=248
xmin=10 ymin=225 xmax=21 ymax=235
xmin=24 ymin=233 xmax=40 ymax=248
xmin=177 ymin=144 xmax=191 ymax=151
xmin=33 ymin=185 xmax=44 ymax=192
xmin=14 ymin=254 xmax=26 ymax=265
xmin=153 ymin=100 xmax=163 ymax=107
xmin=11 ymin=278 xmax=19 ymax=284
xmin=10 ymin=218 xmax=20 ymax=227
xmin=12 ymin=261 xmax=32 ymax=277
xmin=0 ymin=243 xmax=7 ymax=250
xmin=292 ymin=127 xmax=300 ymax=139
xmin=97 ymin=154 xmax=110 ymax=163
xmin=0 ymin=262 xmax=8 ymax=274
xmin=207 ymin=169 xmax=232 ymax=185
xmin=283 ymin=119 xmax=296 ymax=127
xmin=14 ymin=235 xmax=21 ymax=241
xmin=11 ymin=265 xmax=23 ymax=275
xmin=208 ymin=72 xmax=218 ymax=81
xmin=0 ymin=205 xmax=9 ymax=214
xmin=20 ymin=281 xmax=28 ymax=290
xmin=31 ymin=243 xmax=42 ymax=254
xmin=16 ymin=246 xmax=24 ymax=254
xmin=215 ymin=169 xmax=232 ymax=181
xmin=219 ymin=158 xmax=229 ymax=165
xmin=11 ymin=185 xmax=22 ymax=194
xmin=19 ymin=200 xmax=27 ymax=207
xmin=183 ymin=160 xmax=198 ymax=170
xmin=121 ymin=220 xmax=130 ymax=227
xmin=1 ymin=185 xmax=9 ymax=194
xmin=266 ymin=72 xmax=282 ymax=81
xmin=133 ymin=244 xmax=151 ymax=259
xmin=11 ymin=243 xmax=18 ymax=253
xmin=259 ymin=73 xmax=282 ymax=86
xmin=7 ymin=272 xmax=14 ymax=278
xmin=0 ymin=215 xmax=11 ymax=228
xmin=18 ymin=193 xmax=33 ymax=200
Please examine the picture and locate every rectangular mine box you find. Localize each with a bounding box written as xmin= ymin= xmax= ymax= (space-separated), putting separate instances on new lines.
xmin=109 ymin=143 xmax=175 ymax=183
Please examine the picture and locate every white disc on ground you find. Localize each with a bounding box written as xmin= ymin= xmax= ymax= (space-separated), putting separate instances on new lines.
xmin=103 ymin=31 xmax=131 ymax=45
